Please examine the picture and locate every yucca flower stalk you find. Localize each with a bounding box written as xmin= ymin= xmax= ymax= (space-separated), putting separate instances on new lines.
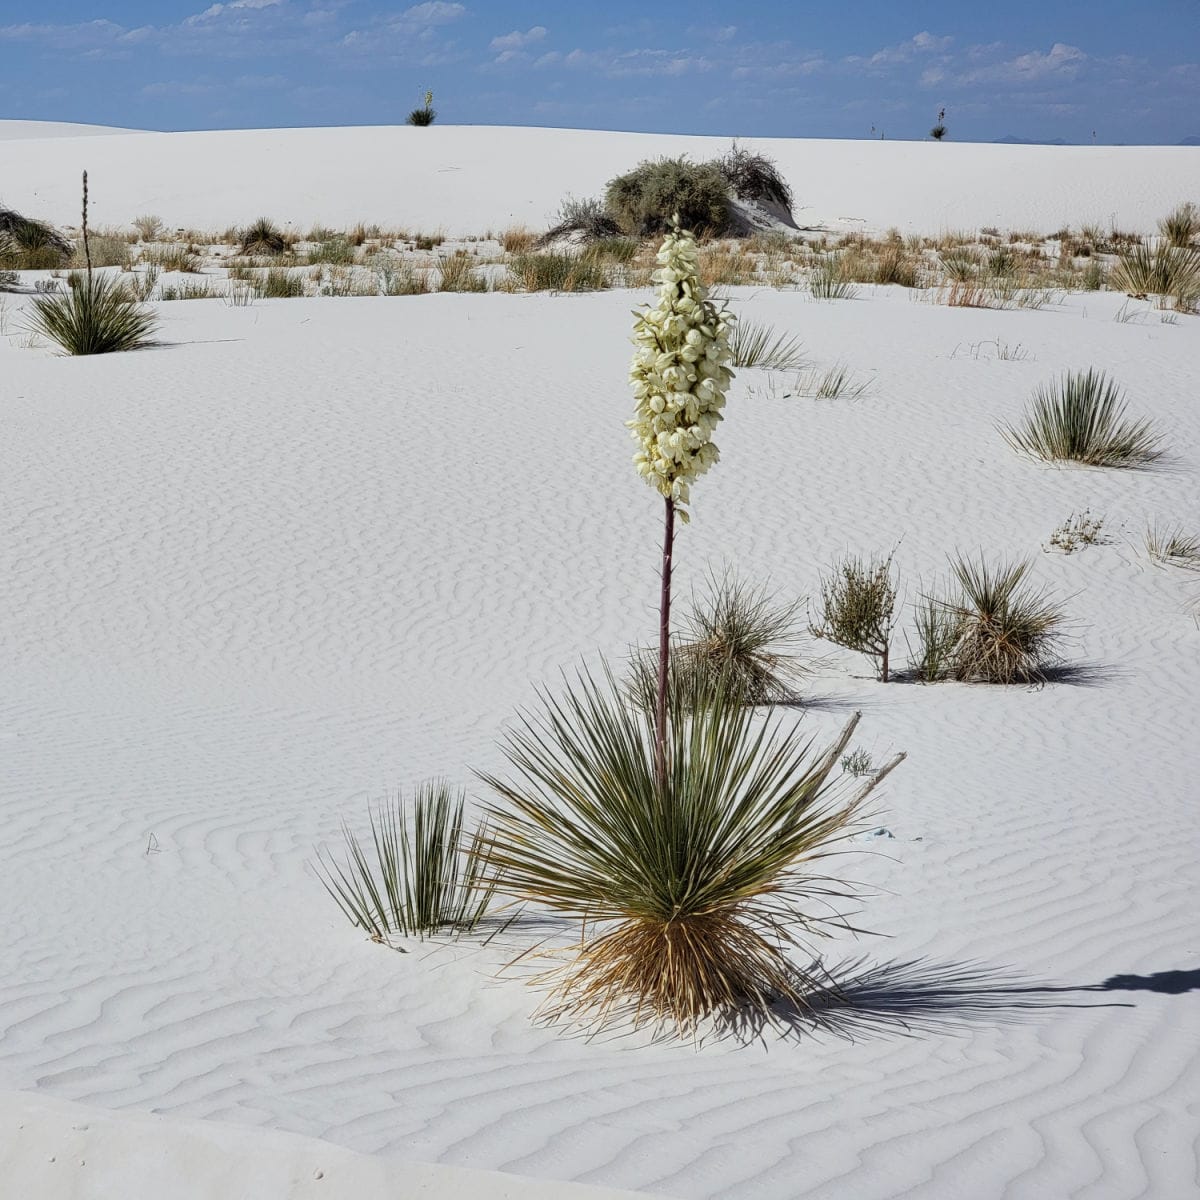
xmin=627 ymin=220 xmax=735 ymax=784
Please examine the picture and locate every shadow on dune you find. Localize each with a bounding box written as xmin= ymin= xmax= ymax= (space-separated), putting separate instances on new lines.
xmin=720 ymin=955 xmax=1141 ymax=1045
xmin=1095 ymin=968 xmax=1200 ymax=994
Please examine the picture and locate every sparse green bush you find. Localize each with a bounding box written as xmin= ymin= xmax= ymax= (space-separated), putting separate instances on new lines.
xmin=260 ymin=267 xmax=304 ymax=298
xmin=605 ymin=157 xmax=732 ymax=237
xmin=481 ymin=672 xmax=900 ymax=1036
xmin=1003 ymin=369 xmax=1163 ymax=468
xmin=308 ymin=238 xmax=355 ymax=265
xmin=812 ymin=553 xmax=898 ymax=681
xmin=544 ymin=195 xmax=622 ymax=242
xmin=27 ymin=271 xmax=158 ymax=355
xmin=313 ymin=781 xmax=493 ymax=941
xmin=908 ymin=595 xmax=964 ymax=682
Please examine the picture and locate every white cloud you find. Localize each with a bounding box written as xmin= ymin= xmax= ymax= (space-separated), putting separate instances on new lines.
xmin=186 ymin=0 xmax=283 ymax=25
xmin=490 ymin=25 xmax=546 ymax=52
xmin=399 ymin=1 xmax=466 ymax=23
xmin=863 ymin=30 xmax=952 ymax=67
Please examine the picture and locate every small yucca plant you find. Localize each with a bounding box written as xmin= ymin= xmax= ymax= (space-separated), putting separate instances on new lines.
xmin=1145 ymin=522 xmax=1200 ymax=571
xmin=729 ymin=319 xmax=806 ymax=370
xmin=239 ymin=217 xmax=288 ymax=256
xmin=1002 ymin=369 xmax=1163 ymax=468
xmin=908 ymin=595 xmax=964 ymax=682
xmin=408 ymin=90 xmax=436 ymax=126
xmin=28 ymin=272 xmax=158 ymax=355
xmin=945 ymin=555 xmax=1065 ymax=684
xmin=481 ymin=672 xmax=902 ymax=1036
xmin=629 ymin=573 xmax=806 ymax=709
xmin=1158 ymin=202 xmax=1199 ymax=248
xmin=313 ymin=781 xmax=494 ymax=941
xmin=1110 ymin=242 xmax=1200 ymax=302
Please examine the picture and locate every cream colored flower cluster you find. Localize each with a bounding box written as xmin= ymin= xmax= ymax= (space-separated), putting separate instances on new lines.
xmin=627 ymin=225 xmax=735 ymax=521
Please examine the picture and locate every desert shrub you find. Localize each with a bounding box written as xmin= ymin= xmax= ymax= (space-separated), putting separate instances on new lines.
xmin=308 ymin=238 xmax=355 ymax=265
xmin=1145 ymin=523 xmax=1200 ymax=570
xmin=239 ymin=217 xmax=288 ymax=256
xmin=27 ymin=271 xmax=158 ymax=355
xmin=714 ymin=143 xmax=793 ymax=210
xmin=944 ymin=556 xmax=1065 ymax=684
xmin=371 ymin=255 xmax=430 ymax=295
xmin=939 ymin=249 xmax=981 ymax=282
xmin=1159 ymin=202 xmax=1199 ymax=248
xmin=313 ymin=782 xmax=493 ymax=941
xmin=145 ymin=246 xmax=201 ymax=273
xmin=127 ymin=264 xmax=160 ymax=301
xmin=1002 ymin=369 xmax=1163 ymax=468
xmin=132 ymin=214 xmax=164 ymax=242
xmin=413 ymin=232 xmax=445 ymax=251
xmin=544 ymin=195 xmax=622 ymax=242
xmin=0 ymin=267 xmax=17 ymax=291
xmin=589 ymin=235 xmax=640 ymax=264
xmin=160 ymin=279 xmax=217 ymax=301
xmin=509 ymin=250 xmax=608 ymax=292
xmin=481 ymin=672 xmax=901 ymax=1036
xmin=908 ymin=595 xmax=964 ymax=682
xmin=840 ymin=748 xmax=876 ymax=777
xmin=812 ymin=553 xmax=898 ymax=681
xmin=1110 ymin=242 xmax=1200 ymax=304
xmin=605 ymin=157 xmax=732 ymax=237
xmin=730 ymin=319 xmax=806 ymax=370
xmin=438 ymin=251 xmax=488 ymax=292
xmin=634 ymin=573 xmax=807 ymax=710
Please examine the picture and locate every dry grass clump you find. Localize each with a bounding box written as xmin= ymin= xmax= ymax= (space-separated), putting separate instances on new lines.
xmin=28 ymin=271 xmax=158 ymax=355
xmin=313 ymin=782 xmax=493 ymax=941
xmin=812 ymin=554 xmax=898 ymax=681
xmin=371 ymin=255 xmax=431 ymax=296
xmin=308 ymin=238 xmax=355 ymax=266
xmin=71 ymin=229 xmax=129 ymax=269
xmin=131 ymin=214 xmax=164 ymax=242
xmin=481 ymin=672 xmax=901 ymax=1037
xmin=502 ymin=226 xmax=536 ymax=253
xmin=808 ymin=254 xmax=859 ymax=300
xmin=508 ymin=250 xmax=609 ymax=292
xmin=942 ymin=556 xmax=1065 ymax=684
xmin=1158 ymin=202 xmax=1199 ymax=248
xmin=145 ymin=245 xmax=201 ymax=273
xmin=438 ymin=251 xmax=488 ymax=292
xmin=1003 ymin=369 xmax=1163 ymax=468
xmin=1145 ymin=523 xmax=1200 ymax=571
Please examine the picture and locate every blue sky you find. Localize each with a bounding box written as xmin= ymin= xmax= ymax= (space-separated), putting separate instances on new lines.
xmin=2 ymin=1 xmax=1197 ymax=142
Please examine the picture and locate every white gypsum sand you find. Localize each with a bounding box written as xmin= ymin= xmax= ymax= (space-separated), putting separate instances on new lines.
xmin=1 ymin=126 xmax=1199 ymax=1200
xmin=1 ymin=121 xmax=1198 ymax=236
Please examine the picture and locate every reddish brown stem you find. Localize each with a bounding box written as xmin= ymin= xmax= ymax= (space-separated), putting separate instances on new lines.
xmin=654 ymin=495 xmax=675 ymax=794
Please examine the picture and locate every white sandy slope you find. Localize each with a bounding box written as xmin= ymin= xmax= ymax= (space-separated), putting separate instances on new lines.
xmin=0 ymin=121 xmax=143 ymax=140
xmin=2 ymin=270 xmax=1199 ymax=1199
xmin=1 ymin=121 xmax=1198 ymax=236
xmin=0 ymin=1089 xmax=646 ymax=1199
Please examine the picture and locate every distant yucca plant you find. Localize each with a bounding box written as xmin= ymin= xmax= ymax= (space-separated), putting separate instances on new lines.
xmin=313 ymin=782 xmax=494 ymax=941
xmin=1002 ymin=369 xmax=1163 ymax=468
xmin=408 ymin=89 xmax=436 ymax=126
xmin=481 ymin=672 xmax=902 ymax=1036
xmin=809 ymin=255 xmax=858 ymax=300
xmin=729 ymin=319 xmax=806 ymax=370
xmin=28 ymin=272 xmax=158 ymax=355
xmin=945 ymin=556 xmax=1065 ymax=684
xmin=239 ymin=217 xmax=288 ymax=256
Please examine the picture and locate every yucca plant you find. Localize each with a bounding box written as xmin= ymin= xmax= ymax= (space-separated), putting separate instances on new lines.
xmin=1110 ymin=242 xmax=1200 ymax=303
xmin=945 ymin=555 xmax=1065 ymax=684
xmin=809 ymin=255 xmax=859 ymax=300
xmin=239 ymin=217 xmax=288 ymax=256
xmin=313 ymin=781 xmax=494 ymax=941
xmin=28 ymin=272 xmax=158 ymax=355
xmin=729 ymin=319 xmax=806 ymax=370
xmin=907 ymin=595 xmax=964 ymax=682
xmin=629 ymin=573 xmax=806 ymax=710
xmin=1002 ymin=369 xmax=1163 ymax=467
xmin=812 ymin=553 xmax=897 ymax=681
xmin=1158 ymin=202 xmax=1199 ymax=248
xmin=481 ymin=672 xmax=902 ymax=1035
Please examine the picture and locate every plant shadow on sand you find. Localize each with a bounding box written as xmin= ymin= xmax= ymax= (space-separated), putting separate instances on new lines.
xmin=719 ymin=955 xmax=1150 ymax=1046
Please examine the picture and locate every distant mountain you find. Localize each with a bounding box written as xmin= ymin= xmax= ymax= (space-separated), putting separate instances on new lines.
xmin=993 ymin=135 xmax=1069 ymax=146
xmin=1179 ymin=135 xmax=1200 ymax=146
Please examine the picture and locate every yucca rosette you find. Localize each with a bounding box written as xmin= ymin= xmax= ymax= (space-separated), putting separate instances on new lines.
xmin=627 ymin=224 xmax=735 ymax=522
